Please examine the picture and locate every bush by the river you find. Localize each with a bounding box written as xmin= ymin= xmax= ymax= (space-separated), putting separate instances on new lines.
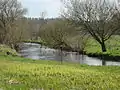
xmin=0 ymin=44 xmax=19 ymax=56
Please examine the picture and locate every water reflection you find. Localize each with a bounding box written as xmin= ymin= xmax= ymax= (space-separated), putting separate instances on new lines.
xmin=19 ymin=43 xmax=120 ymax=66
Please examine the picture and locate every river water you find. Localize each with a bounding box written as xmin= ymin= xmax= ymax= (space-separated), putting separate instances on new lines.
xmin=19 ymin=43 xmax=120 ymax=66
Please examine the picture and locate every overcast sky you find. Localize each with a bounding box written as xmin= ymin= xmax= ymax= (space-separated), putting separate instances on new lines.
xmin=19 ymin=0 xmax=62 ymax=18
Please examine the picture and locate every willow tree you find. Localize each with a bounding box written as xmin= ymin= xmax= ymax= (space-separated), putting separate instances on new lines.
xmin=62 ymin=0 xmax=120 ymax=52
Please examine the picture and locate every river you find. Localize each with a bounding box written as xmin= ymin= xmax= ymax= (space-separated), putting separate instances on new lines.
xmin=19 ymin=43 xmax=120 ymax=66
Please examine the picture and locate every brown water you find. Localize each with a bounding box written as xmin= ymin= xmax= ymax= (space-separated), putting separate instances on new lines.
xmin=19 ymin=43 xmax=120 ymax=66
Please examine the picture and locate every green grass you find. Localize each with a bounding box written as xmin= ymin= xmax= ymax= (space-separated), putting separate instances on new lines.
xmin=86 ymin=35 xmax=120 ymax=56
xmin=0 ymin=55 xmax=120 ymax=90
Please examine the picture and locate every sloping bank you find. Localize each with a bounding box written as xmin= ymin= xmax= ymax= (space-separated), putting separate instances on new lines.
xmin=0 ymin=44 xmax=120 ymax=89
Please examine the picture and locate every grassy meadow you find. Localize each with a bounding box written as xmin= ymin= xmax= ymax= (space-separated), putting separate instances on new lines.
xmin=0 ymin=55 xmax=119 ymax=90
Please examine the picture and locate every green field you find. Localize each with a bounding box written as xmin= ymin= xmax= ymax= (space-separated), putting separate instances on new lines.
xmin=0 ymin=55 xmax=119 ymax=90
xmin=86 ymin=35 xmax=120 ymax=56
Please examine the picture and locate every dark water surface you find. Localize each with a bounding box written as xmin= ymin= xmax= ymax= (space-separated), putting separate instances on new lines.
xmin=19 ymin=43 xmax=120 ymax=66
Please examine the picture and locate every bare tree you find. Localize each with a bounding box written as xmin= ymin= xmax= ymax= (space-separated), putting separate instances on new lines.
xmin=39 ymin=20 xmax=70 ymax=49
xmin=12 ymin=18 xmax=30 ymax=43
xmin=62 ymin=0 xmax=120 ymax=52
xmin=0 ymin=0 xmax=27 ymax=46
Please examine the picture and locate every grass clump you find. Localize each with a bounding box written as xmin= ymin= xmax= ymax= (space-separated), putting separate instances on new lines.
xmin=0 ymin=44 xmax=18 ymax=56
xmin=0 ymin=55 xmax=120 ymax=90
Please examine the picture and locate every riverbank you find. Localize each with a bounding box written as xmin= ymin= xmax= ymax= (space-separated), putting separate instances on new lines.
xmin=85 ymin=35 xmax=120 ymax=61
xmin=0 ymin=55 xmax=120 ymax=90
xmin=24 ymin=35 xmax=120 ymax=61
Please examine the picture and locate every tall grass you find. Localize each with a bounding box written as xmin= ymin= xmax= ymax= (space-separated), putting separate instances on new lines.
xmin=0 ymin=56 xmax=120 ymax=90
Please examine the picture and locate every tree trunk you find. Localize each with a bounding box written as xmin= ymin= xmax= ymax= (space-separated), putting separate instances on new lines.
xmin=100 ymin=41 xmax=106 ymax=66
xmin=101 ymin=41 xmax=107 ymax=52
xmin=60 ymin=47 xmax=63 ymax=64
xmin=102 ymin=59 xmax=106 ymax=66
